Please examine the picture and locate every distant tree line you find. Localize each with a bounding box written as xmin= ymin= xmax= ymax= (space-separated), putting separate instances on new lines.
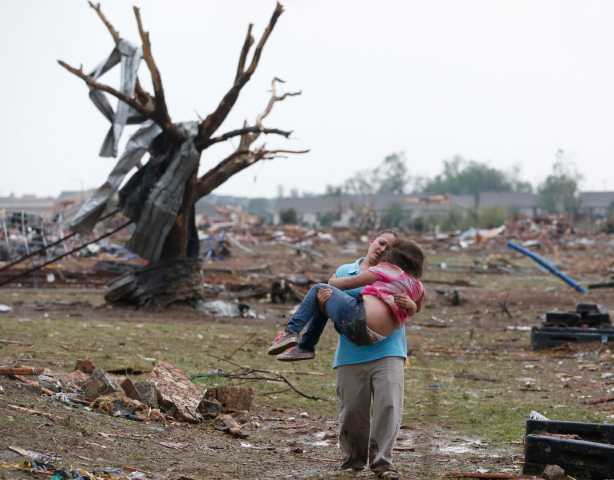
xmin=320 ymin=149 xmax=582 ymax=216
xmin=230 ymin=149 xmax=589 ymax=230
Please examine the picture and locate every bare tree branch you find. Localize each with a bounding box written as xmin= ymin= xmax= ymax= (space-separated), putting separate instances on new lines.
xmin=236 ymin=24 xmax=254 ymax=81
xmin=57 ymin=60 xmax=182 ymax=142
xmin=133 ymin=6 xmax=175 ymax=135
xmin=195 ymin=73 xmax=305 ymax=199
xmin=244 ymin=3 xmax=284 ymax=77
xmin=58 ymin=60 xmax=153 ymax=118
xmin=250 ymin=77 xmax=301 ymax=143
xmin=88 ymin=1 xmax=120 ymax=44
xmin=200 ymin=126 xmax=293 ymax=149
xmin=194 ymin=147 xmax=308 ymax=200
xmin=198 ymin=2 xmax=284 ymax=143
xmin=88 ymin=1 xmax=154 ymax=110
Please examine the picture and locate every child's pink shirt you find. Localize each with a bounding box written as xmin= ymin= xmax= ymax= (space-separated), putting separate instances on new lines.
xmin=361 ymin=262 xmax=425 ymax=328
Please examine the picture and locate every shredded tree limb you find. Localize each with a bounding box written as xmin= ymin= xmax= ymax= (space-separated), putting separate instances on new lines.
xmin=200 ymin=126 xmax=293 ymax=149
xmin=198 ymin=2 xmax=284 ymax=142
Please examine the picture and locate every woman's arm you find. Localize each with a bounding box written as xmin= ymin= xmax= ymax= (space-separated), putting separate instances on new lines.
xmin=328 ymin=271 xmax=379 ymax=290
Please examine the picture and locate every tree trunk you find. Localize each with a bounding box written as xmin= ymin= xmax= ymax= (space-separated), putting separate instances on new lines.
xmin=105 ymin=257 xmax=204 ymax=311
xmin=160 ymin=165 xmax=200 ymax=260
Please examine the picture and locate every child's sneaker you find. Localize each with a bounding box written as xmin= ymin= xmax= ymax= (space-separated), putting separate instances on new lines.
xmin=267 ymin=331 xmax=298 ymax=355
xmin=276 ymin=346 xmax=315 ymax=362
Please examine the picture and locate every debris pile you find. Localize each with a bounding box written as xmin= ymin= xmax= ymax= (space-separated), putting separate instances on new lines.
xmin=524 ymin=411 xmax=614 ymax=479
xmin=532 ymin=302 xmax=613 ymax=350
xmin=0 ymin=357 xmax=260 ymax=427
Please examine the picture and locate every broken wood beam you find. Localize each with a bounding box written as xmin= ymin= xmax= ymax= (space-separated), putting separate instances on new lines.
xmin=0 ymin=367 xmax=43 ymax=375
xmin=226 ymin=234 xmax=259 ymax=255
xmin=277 ymin=241 xmax=338 ymax=268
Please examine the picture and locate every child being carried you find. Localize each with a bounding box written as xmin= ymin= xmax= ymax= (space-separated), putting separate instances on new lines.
xmin=267 ymin=238 xmax=426 ymax=361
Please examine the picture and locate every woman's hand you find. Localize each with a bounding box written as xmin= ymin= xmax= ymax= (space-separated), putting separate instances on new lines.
xmin=327 ymin=273 xmax=339 ymax=288
xmin=394 ymin=294 xmax=417 ymax=316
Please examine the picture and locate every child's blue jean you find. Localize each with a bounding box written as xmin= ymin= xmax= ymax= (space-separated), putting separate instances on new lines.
xmin=286 ymin=284 xmax=370 ymax=351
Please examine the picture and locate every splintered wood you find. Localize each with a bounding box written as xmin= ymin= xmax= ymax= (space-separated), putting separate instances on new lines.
xmin=0 ymin=367 xmax=43 ymax=376
xmin=149 ymin=360 xmax=204 ymax=423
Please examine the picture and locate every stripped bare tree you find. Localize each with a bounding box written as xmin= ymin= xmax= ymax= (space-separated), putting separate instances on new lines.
xmin=59 ymin=3 xmax=307 ymax=309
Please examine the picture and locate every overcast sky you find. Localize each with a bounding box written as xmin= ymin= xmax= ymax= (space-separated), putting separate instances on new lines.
xmin=2 ymin=1 xmax=614 ymax=199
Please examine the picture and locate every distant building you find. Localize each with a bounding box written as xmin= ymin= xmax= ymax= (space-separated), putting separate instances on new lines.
xmin=477 ymin=192 xmax=541 ymax=216
xmin=0 ymin=194 xmax=56 ymax=215
xmin=274 ymin=193 xmax=455 ymax=227
xmin=580 ymin=192 xmax=614 ymax=217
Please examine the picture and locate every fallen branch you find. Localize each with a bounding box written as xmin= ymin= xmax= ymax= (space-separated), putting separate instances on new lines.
xmin=582 ymin=394 xmax=614 ymax=405
xmin=225 ymin=332 xmax=258 ymax=360
xmin=258 ymin=388 xmax=292 ymax=396
xmin=0 ymin=339 xmax=33 ymax=346
xmin=204 ymin=354 xmax=331 ymax=401
xmin=276 ymin=370 xmax=325 ymax=376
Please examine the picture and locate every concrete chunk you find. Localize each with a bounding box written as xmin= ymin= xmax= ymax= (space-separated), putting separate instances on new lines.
xmin=148 ymin=360 xmax=203 ymax=423
xmin=75 ymin=357 xmax=96 ymax=374
xmin=60 ymin=370 xmax=89 ymax=388
xmin=121 ymin=378 xmax=142 ymax=402
xmin=543 ymin=464 xmax=566 ymax=480
xmin=36 ymin=375 xmax=61 ymax=393
xmin=204 ymin=386 xmax=254 ymax=412
xmin=134 ymin=381 xmax=158 ymax=408
xmin=198 ymin=397 xmax=221 ymax=418
xmin=82 ymin=368 xmax=121 ymax=399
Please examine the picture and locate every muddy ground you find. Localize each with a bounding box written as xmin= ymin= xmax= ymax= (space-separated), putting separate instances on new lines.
xmin=1 ymin=243 xmax=614 ymax=479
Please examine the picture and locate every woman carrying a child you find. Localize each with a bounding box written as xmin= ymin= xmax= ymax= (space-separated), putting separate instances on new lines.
xmin=268 ymin=230 xmax=426 ymax=479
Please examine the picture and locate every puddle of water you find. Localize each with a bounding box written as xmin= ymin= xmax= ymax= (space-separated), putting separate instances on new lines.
xmin=437 ymin=438 xmax=483 ymax=455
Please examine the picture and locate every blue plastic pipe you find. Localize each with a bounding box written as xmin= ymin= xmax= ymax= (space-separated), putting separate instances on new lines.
xmin=507 ymin=242 xmax=589 ymax=293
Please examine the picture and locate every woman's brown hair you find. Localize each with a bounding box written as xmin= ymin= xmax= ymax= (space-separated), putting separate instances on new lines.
xmin=381 ymin=238 xmax=426 ymax=278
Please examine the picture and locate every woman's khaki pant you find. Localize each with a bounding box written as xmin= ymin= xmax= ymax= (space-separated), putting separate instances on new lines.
xmin=336 ymin=356 xmax=405 ymax=476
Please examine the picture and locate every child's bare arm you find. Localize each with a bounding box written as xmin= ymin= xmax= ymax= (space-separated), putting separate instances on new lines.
xmin=328 ymin=271 xmax=379 ymax=290
xmin=393 ymin=294 xmax=417 ymax=316
xmin=415 ymin=300 xmax=423 ymax=313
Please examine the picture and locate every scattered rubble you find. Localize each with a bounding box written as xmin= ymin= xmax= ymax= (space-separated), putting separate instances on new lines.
xmin=149 ymin=360 xmax=204 ymax=423
xmin=75 ymin=357 xmax=96 ymax=374
xmin=82 ymin=367 xmax=122 ymax=398
xmin=60 ymin=370 xmax=89 ymax=388
xmin=204 ymin=385 xmax=254 ymax=412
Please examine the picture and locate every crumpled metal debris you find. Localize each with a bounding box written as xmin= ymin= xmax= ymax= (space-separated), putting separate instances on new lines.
xmin=124 ymin=122 xmax=200 ymax=262
xmin=87 ymin=38 xmax=145 ymax=158
xmin=71 ymin=120 xmax=162 ymax=234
